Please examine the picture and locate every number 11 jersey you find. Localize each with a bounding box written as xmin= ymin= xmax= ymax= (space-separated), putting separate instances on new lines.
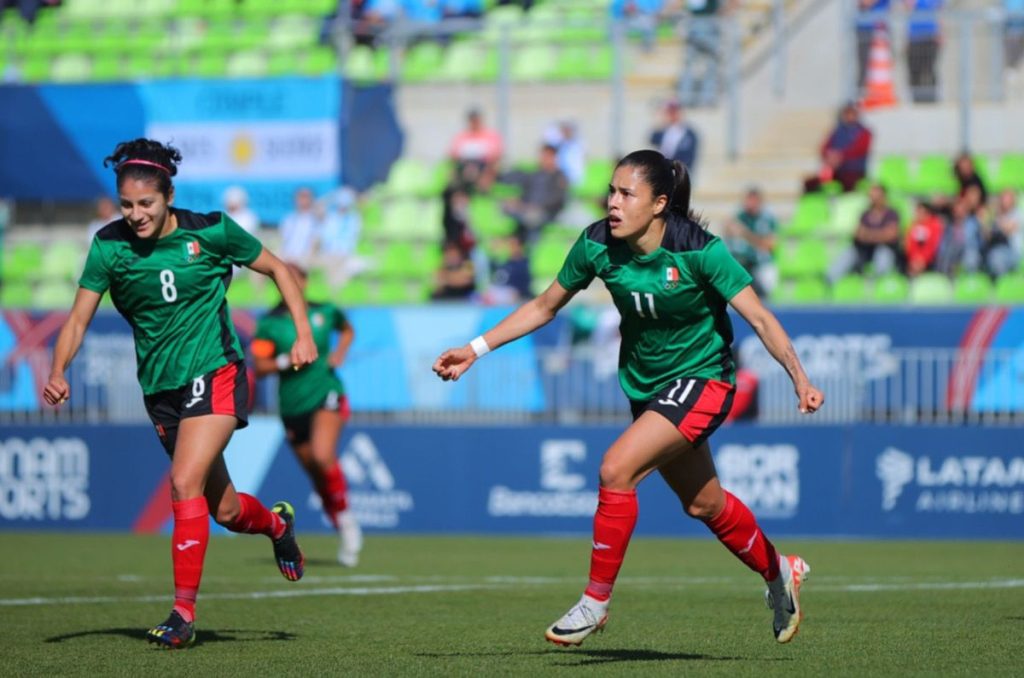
xmin=79 ymin=208 xmax=263 ymax=395
xmin=557 ymin=215 xmax=753 ymax=402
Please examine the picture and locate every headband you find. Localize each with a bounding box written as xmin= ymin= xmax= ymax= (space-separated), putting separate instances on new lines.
xmin=117 ymin=159 xmax=171 ymax=174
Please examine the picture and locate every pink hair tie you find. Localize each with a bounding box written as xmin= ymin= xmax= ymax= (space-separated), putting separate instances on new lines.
xmin=117 ymin=159 xmax=171 ymax=174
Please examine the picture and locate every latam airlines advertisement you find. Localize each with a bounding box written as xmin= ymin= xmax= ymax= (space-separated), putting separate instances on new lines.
xmin=1 ymin=421 xmax=1021 ymax=539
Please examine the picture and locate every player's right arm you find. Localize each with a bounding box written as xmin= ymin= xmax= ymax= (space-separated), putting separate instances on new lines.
xmin=43 ymin=287 xmax=103 ymax=406
xmin=432 ymin=280 xmax=576 ymax=382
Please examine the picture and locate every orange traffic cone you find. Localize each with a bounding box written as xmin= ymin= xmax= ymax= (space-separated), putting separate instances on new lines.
xmin=861 ymin=27 xmax=898 ymax=109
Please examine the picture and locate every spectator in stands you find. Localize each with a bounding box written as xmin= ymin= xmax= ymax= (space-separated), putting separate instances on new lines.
xmin=986 ymin=189 xmax=1023 ymax=276
xmin=449 ymin=107 xmax=504 ymax=194
xmin=936 ymin=194 xmax=984 ymax=276
xmin=903 ymin=200 xmax=944 ymax=277
xmin=828 ymin=183 xmax=901 ymax=282
xmin=905 ymin=0 xmax=943 ymax=103
xmin=953 ymin=151 xmax=988 ymax=206
xmin=678 ymin=0 xmax=737 ymax=107
xmin=856 ymin=1 xmax=891 ymax=91
xmin=353 ymin=0 xmax=399 ymax=47
xmin=443 ymin=0 xmax=484 ymax=19
xmin=319 ymin=187 xmax=365 ymax=284
xmin=544 ymin=119 xmax=586 ymax=187
xmin=1006 ymin=0 xmax=1024 ymax=69
xmin=431 ymin=239 xmax=476 ymax=300
xmin=86 ymin=196 xmax=119 ymax=240
xmin=278 ymin=187 xmax=320 ymax=265
xmin=500 ymin=144 xmax=569 ymax=246
xmin=723 ymin=187 xmax=778 ymax=297
xmin=609 ymin=0 xmax=666 ymax=51
xmin=441 ymin=184 xmax=475 ymax=252
xmin=483 ymin=235 xmax=532 ymax=304
xmin=649 ymin=99 xmax=700 ymax=179
xmin=2 ymin=0 xmax=59 ymax=24
xmin=223 ymin=185 xmax=260 ymax=235
xmin=805 ymin=102 xmax=872 ymax=193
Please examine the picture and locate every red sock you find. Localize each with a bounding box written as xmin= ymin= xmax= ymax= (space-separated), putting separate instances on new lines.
xmin=584 ymin=487 xmax=638 ymax=602
xmin=225 ymin=493 xmax=285 ymax=540
xmin=705 ymin=490 xmax=780 ymax=582
xmin=171 ymin=497 xmax=209 ymax=624
xmin=316 ymin=462 xmax=349 ymax=525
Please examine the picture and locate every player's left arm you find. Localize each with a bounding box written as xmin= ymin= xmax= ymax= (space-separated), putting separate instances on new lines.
xmin=729 ymin=286 xmax=824 ymax=414
xmin=329 ymin=317 xmax=354 ymax=368
xmin=248 ymin=248 xmax=317 ymax=368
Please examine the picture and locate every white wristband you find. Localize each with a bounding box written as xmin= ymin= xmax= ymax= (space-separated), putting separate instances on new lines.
xmin=275 ymin=354 xmax=291 ymax=371
xmin=470 ymin=336 xmax=490 ymax=358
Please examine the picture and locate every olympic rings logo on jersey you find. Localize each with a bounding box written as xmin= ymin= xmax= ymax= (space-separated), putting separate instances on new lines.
xmin=664 ymin=266 xmax=681 ymax=290
xmin=183 ymin=240 xmax=201 ymax=263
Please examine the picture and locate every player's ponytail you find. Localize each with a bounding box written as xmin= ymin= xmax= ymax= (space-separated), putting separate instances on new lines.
xmin=103 ymin=138 xmax=182 ymax=197
xmin=616 ymin=150 xmax=703 ymax=225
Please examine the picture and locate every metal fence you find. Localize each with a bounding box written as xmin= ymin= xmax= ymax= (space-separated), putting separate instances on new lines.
xmin=3 ymin=344 xmax=1021 ymax=427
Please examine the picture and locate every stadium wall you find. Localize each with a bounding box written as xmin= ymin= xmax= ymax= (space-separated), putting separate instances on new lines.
xmin=1 ymin=419 xmax=1021 ymax=539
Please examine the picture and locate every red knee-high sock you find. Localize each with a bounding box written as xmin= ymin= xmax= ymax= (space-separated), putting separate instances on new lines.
xmin=584 ymin=487 xmax=638 ymax=602
xmin=225 ymin=493 xmax=285 ymax=540
xmin=315 ymin=462 xmax=349 ymax=525
xmin=705 ymin=490 xmax=780 ymax=582
xmin=171 ymin=497 xmax=209 ymax=624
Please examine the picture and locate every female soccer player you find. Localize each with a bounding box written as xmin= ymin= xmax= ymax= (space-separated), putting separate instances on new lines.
xmin=250 ymin=263 xmax=363 ymax=567
xmin=433 ymin=149 xmax=824 ymax=646
xmin=42 ymin=138 xmax=316 ymax=650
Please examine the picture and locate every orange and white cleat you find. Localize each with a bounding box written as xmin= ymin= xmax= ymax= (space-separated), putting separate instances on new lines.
xmin=765 ymin=555 xmax=810 ymax=643
xmin=544 ymin=594 xmax=609 ymax=647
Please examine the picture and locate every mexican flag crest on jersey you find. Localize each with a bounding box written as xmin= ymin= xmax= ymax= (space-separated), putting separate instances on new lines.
xmin=665 ymin=266 xmax=680 ymax=290
xmin=184 ymin=240 xmax=201 ymax=262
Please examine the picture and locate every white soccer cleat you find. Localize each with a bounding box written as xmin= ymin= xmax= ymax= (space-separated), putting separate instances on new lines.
xmin=544 ymin=594 xmax=609 ymax=647
xmin=336 ymin=510 xmax=363 ymax=568
xmin=765 ymin=554 xmax=810 ymax=643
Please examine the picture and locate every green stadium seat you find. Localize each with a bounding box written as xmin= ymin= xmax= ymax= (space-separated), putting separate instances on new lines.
xmin=379 ymin=242 xmax=418 ymax=279
xmin=510 ymin=44 xmax=557 ymax=82
xmin=194 ymin=52 xmax=228 ymax=78
xmin=50 ymin=53 xmax=93 ymax=82
xmin=343 ymin=45 xmax=382 ymax=82
xmin=435 ymin=40 xmax=497 ymax=83
xmin=575 ymin=158 xmax=615 ymax=200
xmin=531 ymin=240 xmax=569 ymax=280
xmin=40 ymin=243 xmax=83 ymax=282
xmin=376 ymin=279 xmax=414 ymax=305
xmin=380 ymin=200 xmax=436 ymax=240
xmin=991 ymin=153 xmax=1024 ymax=192
xmin=91 ymin=53 xmax=124 ymax=81
xmin=481 ymin=4 xmax=524 ymax=43
xmin=913 ymin=154 xmax=957 ymax=196
xmin=827 ymin=191 xmax=869 ymax=238
xmin=225 ymin=276 xmax=261 ymax=309
xmin=227 ymin=50 xmax=269 ymax=78
xmin=953 ymin=272 xmax=994 ymax=305
xmin=0 ymin=281 xmax=33 ymax=308
xmin=20 ymin=56 xmax=51 ymax=82
xmin=781 ymin=193 xmax=829 ymax=237
xmin=32 ymin=281 xmax=76 ymax=309
xmin=2 ymin=242 xmax=44 ymax=282
xmin=831 ymin=274 xmax=868 ymax=304
xmin=971 ymin=155 xmax=992 ymax=188
xmin=383 ymin=158 xmax=435 ymax=198
xmin=908 ymin=272 xmax=954 ymax=304
xmin=872 ymin=273 xmax=909 ymax=304
xmin=994 ymin=275 xmax=1024 ymax=304
xmin=467 ymin=196 xmax=516 ymax=238
xmin=304 ymin=269 xmax=333 ymax=303
xmin=775 ymin=239 xmax=829 ymax=280
xmin=772 ymin=276 xmax=828 ymax=305
xmin=267 ymin=14 xmax=318 ymax=49
xmin=875 ymin=155 xmax=913 ymax=193
xmin=338 ymin=278 xmax=372 ymax=306
xmin=301 ymin=46 xmax=337 ymax=75
xmin=267 ymin=50 xmax=299 ymax=76
xmin=401 ymin=42 xmax=444 ymax=82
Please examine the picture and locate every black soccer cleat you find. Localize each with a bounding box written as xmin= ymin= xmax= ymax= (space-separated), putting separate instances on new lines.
xmin=146 ymin=610 xmax=196 ymax=650
xmin=271 ymin=501 xmax=305 ymax=582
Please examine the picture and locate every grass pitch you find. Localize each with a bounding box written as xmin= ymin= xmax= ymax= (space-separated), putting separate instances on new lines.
xmin=1 ymin=533 xmax=1022 ymax=676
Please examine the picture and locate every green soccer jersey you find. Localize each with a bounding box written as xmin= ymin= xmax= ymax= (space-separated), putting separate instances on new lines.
xmin=79 ymin=208 xmax=263 ymax=395
xmin=254 ymin=303 xmax=348 ymax=417
xmin=557 ymin=215 xmax=753 ymax=401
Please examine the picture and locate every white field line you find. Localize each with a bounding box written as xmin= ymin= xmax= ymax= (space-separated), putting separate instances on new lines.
xmin=4 ymin=577 xmax=1024 ymax=608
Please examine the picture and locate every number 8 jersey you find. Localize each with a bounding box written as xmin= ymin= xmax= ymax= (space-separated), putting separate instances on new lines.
xmin=80 ymin=208 xmax=263 ymax=395
xmin=557 ymin=215 xmax=753 ymax=402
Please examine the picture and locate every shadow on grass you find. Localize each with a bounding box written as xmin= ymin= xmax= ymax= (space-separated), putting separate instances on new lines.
xmin=45 ymin=628 xmax=297 ymax=646
xmin=417 ymin=648 xmax=789 ymax=665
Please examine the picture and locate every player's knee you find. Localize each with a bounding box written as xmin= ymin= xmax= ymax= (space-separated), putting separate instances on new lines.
xmin=598 ymin=460 xmax=634 ymax=491
xmin=212 ymin=502 xmax=241 ymax=527
xmin=685 ymin=495 xmax=723 ymax=521
xmin=168 ymin=470 xmax=203 ymax=502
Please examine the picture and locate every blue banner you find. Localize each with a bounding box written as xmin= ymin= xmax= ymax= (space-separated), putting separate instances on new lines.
xmin=2 ymin=420 xmax=1021 ymax=539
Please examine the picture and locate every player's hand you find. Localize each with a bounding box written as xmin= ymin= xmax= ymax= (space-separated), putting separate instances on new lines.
xmin=43 ymin=375 xmax=70 ymax=406
xmin=796 ymin=383 xmax=824 ymax=414
xmin=327 ymin=352 xmax=346 ymax=368
xmin=432 ymin=346 xmax=476 ymax=382
xmin=289 ymin=335 xmax=318 ymax=370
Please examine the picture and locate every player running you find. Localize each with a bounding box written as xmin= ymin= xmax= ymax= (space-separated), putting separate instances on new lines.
xmin=250 ymin=263 xmax=363 ymax=567
xmin=43 ymin=138 xmax=314 ymax=650
xmin=433 ymin=149 xmax=823 ymax=646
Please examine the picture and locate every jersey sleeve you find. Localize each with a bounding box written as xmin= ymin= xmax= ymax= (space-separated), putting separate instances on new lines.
xmin=78 ymin=238 xmax=111 ymax=294
xmin=221 ymin=215 xmax=263 ymax=266
xmin=556 ymin=231 xmax=597 ymax=291
xmin=698 ymin=237 xmax=753 ymax=301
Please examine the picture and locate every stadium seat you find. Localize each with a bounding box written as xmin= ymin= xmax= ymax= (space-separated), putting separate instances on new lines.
xmin=267 ymin=50 xmax=299 ymax=76
xmin=775 ymin=239 xmax=829 ymax=280
xmin=913 ymin=154 xmax=957 ymax=196
xmin=401 ymin=42 xmax=444 ymax=82
xmin=226 ymin=50 xmax=269 ymax=78
xmin=194 ymin=52 xmax=229 ymax=78
xmin=376 ymin=279 xmax=414 ymax=305
xmin=225 ymin=276 xmax=261 ymax=308
xmin=908 ymin=272 xmax=954 ymax=305
xmin=379 ymin=242 xmax=418 ymax=279
xmin=467 ymin=196 xmax=516 ymax=238
xmin=875 ymin=155 xmax=913 ymax=193
xmin=2 ymin=242 xmax=44 ymax=282
xmin=952 ymin=272 xmax=993 ymax=305
xmin=382 ymin=158 xmax=435 ymax=199
xmin=32 ymin=280 xmax=76 ymax=309
xmin=91 ymin=53 xmax=124 ymax=81
xmin=994 ymin=274 xmax=1024 ymax=304
xmin=781 ymin=193 xmax=829 ymax=238
xmin=40 ymin=242 xmax=83 ymax=282
xmin=827 ymin=191 xmax=869 ymax=238
xmin=301 ymin=46 xmax=337 ymax=75
xmin=0 ymin=280 xmax=33 ymax=308
xmin=338 ymin=278 xmax=371 ymax=306
xmin=872 ymin=273 xmax=909 ymax=304
xmin=510 ymin=44 xmax=557 ymax=82
xmin=267 ymin=14 xmax=319 ymax=50
xmin=772 ymin=276 xmax=828 ymax=305
xmin=991 ymin=153 xmax=1024 ymax=192
xmin=575 ymin=158 xmax=616 ymax=200
xmin=831 ymin=274 xmax=868 ymax=304
xmin=531 ymin=240 xmax=568 ymax=280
